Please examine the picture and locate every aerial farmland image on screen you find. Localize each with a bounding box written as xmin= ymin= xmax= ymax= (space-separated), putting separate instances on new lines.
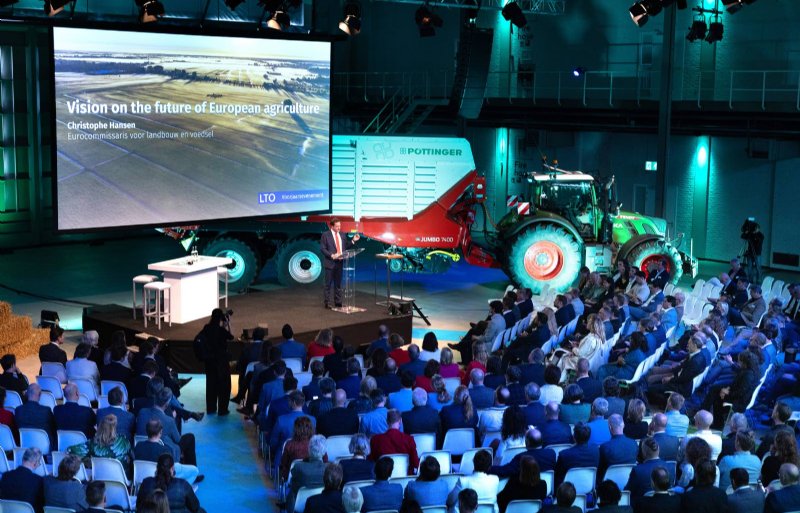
xmin=54 ymin=27 xmax=331 ymax=231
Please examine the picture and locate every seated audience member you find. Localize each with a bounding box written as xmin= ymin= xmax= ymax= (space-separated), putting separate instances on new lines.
xmin=367 ymin=325 xmax=391 ymax=359
xmin=439 ymin=386 xmax=478 ymax=446
xmin=40 ymin=326 xmax=68 ymax=368
xmin=727 ymin=467 xmax=765 ymax=513
xmin=68 ymin=414 xmax=132 ymax=474
xmin=663 ymin=393 xmax=689 ymax=438
xmin=559 ymin=384 xmax=590 ymax=424
xmin=623 ymin=399 xmax=648 ymax=440
xmin=375 ymin=358 xmax=402 ymax=395
xmin=598 ymin=332 xmax=647 ymax=382
xmin=308 ymin=328 xmax=336 ymax=359
xmin=337 ymin=358 xmax=363 ymax=399
xmin=277 ymin=323 xmax=305 ymax=362
xmin=681 ymin=410 xmax=722 ymax=461
xmin=388 ymin=370 xmax=415 ymax=413
xmin=540 ymin=365 xmax=564 ymax=405
xmin=400 ymin=344 xmax=426 ymax=379
xmin=349 ymin=376 xmax=377 ymax=414
xmin=343 ymin=485 xmax=364 ymax=513
xmin=339 ymin=434 xmax=375 ymax=484
xmin=575 ymin=358 xmax=603 ymax=403
xmin=458 ymin=488 xmax=479 ymax=513
xmin=305 ymin=463 xmax=346 ymax=513
xmin=318 ymin=389 xmax=359 ymax=437
xmin=323 ymin=336 xmax=350 ymax=382
xmin=54 ymin=382 xmax=97 ymax=439
xmin=587 ymin=398 xmax=612 ymax=446
xmin=447 ymin=449 xmax=499 ymax=509
xmin=255 ymin=360 xmax=290 ymax=421
xmin=477 ymin=387 xmax=510 ymax=441
xmin=230 ymin=327 xmax=266 ymax=404
xmin=367 ymin=349 xmax=388 ymax=381
xmin=522 ymin=382 xmax=546 ymax=428
xmin=269 ymin=389 xmax=316 ymax=457
xmin=461 ymin=342 xmax=489 ymax=386
xmin=419 ymin=332 xmax=441 ymax=362
xmin=625 ymin=437 xmax=669 ymax=504
xmin=101 ymin=340 xmax=132 ymax=384
xmin=96 ymin=386 xmax=135 ymax=442
xmin=0 ymin=387 xmax=14 ymax=433
xmin=680 ymin=459 xmax=727 ymax=513
xmin=303 ymin=359 xmax=326 ymax=401
xmin=649 ymin=413 xmax=679 ymax=462
xmin=597 ymin=479 xmax=633 ymax=513
xmin=66 ymin=342 xmax=101 ymax=387
xmin=543 ymin=482 xmax=582 ymax=513
xmin=718 ymin=429 xmax=760 ymax=490
xmin=757 ymin=403 xmax=795 ymax=458
xmin=645 ymin=334 xmax=707 ymax=409
xmin=84 ymin=481 xmax=108 ymax=513
xmin=555 ymin=422 xmax=600 ymax=485
xmin=602 ymin=377 xmax=626 ymax=418
xmin=762 ymin=430 xmax=800 ymax=486
xmin=279 ymin=416 xmax=318 ymax=481
xmin=427 ymin=374 xmax=453 ymax=411
xmin=404 ymin=456 xmax=450 ymax=507
xmin=402 ymin=387 xmax=441 ymax=436
xmin=360 ymin=389 xmax=389 ymax=438
xmin=369 ymin=409 xmax=419 ymax=475
xmin=495 ymin=405 xmax=527 ymax=461
xmin=134 ymin=419 xmax=201 ymax=484
xmin=360 ymin=457 xmax=404 ymax=512
xmin=288 ymin=435 xmax=327 ymax=512
xmin=467 ymin=368 xmax=495 ymax=410
xmin=0 ymin=354 xmax=29 ymax=394
xmin=43 ymin=454 xmax=88 ymax=511
xmin=497 ymin=455 xmax=548 ymax=513
xmin=519 ymin=348 xmax=547 ymax=387
xmin=137 ymin=454 xmax=205 ymax=513
xmin=15 ymin=384 xmax=56 ymax=447
xmin=540 ymin=402 xmax=574 ymax=446
xmin=438 ymin=348 xmax=460 ymax=379
xmin=136 ymin=387 xmax=197 ymax=466
xmin=599 ymin=414 xmax=638 ymax=480
xmin=489 ymin=428 xmax=556 ymax=477
xmin=765 ymin=463 xmax=800 ymax=513
xmin=308 ymin=376 xmax=336 ymax=420
xmin=0 ymin=447 xmax=44 ymax=511
xmin=388 ymin=334 xmax=410 ymax=367
xmin=505 ymin=365 xmax=526 ymax=406
xmin=633 ymin=467 xmax=681 ymax=513
xmin=129 ymin=360 xmax=159 ymax=404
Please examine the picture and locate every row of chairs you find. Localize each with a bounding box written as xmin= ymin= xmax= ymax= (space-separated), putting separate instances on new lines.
xmin=0 ymin=500 xmax=123 ymax=513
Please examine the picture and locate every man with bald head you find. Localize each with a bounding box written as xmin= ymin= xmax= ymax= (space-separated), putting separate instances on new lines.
xmin=54 ymin=382 xmax=96 ymax=438
xmin=14 ymin=383 xmax=57 ymax=447
xmin=468 ymin=368 xmax=495 ymax=410
xmin=400 ymin=344 xmax=426 ymax=378
xmin=375 ymin=357 xmax=401 ymax=394
xmin=681 ymin=410 xmax=722 ymax=461
xmin=317 ymin=388 xmax=359 ymax=437
xmin=599 ymin=413 xmax=638 ymax=480
xmin=489 ymin=428 xmax=556 ymax=477
xmin=477 ymin=387 xmax=510 ymax=438
xmin=402 ymin=387 xmax=440 ymax=435
xmin=766 ymin=463 xmax=800 ymax=513
xmin=540 ymin=402 xmax=574 ymax=446
xmin=648 ymin=413 xmax=679 ymax=461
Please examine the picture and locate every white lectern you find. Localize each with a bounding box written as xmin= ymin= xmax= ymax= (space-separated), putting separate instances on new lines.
xmin=148 ymin=255 xmax=232 ymax=324
xmin=333 ymin=247 xmax=366 ymax=314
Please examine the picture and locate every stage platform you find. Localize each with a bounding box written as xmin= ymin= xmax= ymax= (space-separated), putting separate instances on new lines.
xmin=82 ymin=288 xmax=412 ymax=373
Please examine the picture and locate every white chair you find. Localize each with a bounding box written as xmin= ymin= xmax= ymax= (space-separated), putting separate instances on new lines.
xmin=143 ymin=280 xmax=172 ymax=329
xmin=506 ymin=500 xmax=542 ymax=513
xmin=134 ymin=435 xmax=148 ymax=446
xmin=620 ymin=491 xmax=631 ymax=507
xmin=499 ymin=446 xmax=527 ymax=465
xmin=294 ymin=485 xmax=324 ymax=513
xmin=442 ymin=428 xmax=475 ymax=456
xmin=385 ymin=453 xmax=410 ymax=477
xmin=295 ymin=372 xmax=312 ymax=390
xmin=545 ymin=444 xmax=573 ymax=458
xmin=482 ymin=431 xmax=502 ymax=448
xmin=39 ymin=390 xmax=56 ymax=411
xmin=77 ymin=394 xmax=91 ymax=407
xmin=0 ymin=450 xmax=10 ymax=475
xmin=20 ymin=428 xmax=51 ymax=455
xmin=412 ymin=433 xmax=436 ymax=457
xmin=44 ymin=507 xmax=77 ymax=513
xmin=132 ymin=274 xmax=159 ymax=319
xmin=133 ymin=459 xmax=157 ymax=490
xmin=36 ymin=375 xmax=64 ymax=400
xmin=51 ymin=451 xmax=88 ymax=481
xmin=419 ymin=451 xmax=451 ymax=474
xmin=41 ymin=362 xmax=67 ymax=384
xmin=476 ymin=502 xmax=496 ymax=513
xmin=573 ymin=494 xmax=587 ymax=513
xmin=604 ymin=464 xmax=635 ymax=492
xmin=70 ymin=378 xmax=98 ymax=402
xmin=563 ymin=467 xmax=596 ymax=495
xmin=0 ymin=500 xmax=36 ymax=513
xmin=217 ymin=267 xmax=229 ymax=308
xmin=421 ymin=507 xmax=447 ymax=513
xmin=101 ymin=480 xmax=135 ymax=512
xmin=443 ymin=377 xmax=461 ymax=398
xmin=284 ymin=358 xmax=303 ymax=374
xmin=92 ymin=457 xmax=130 ymax=486
xmin=389 ymin=476 xmax=414 ymax=491
xmin=57 ymin=430 xmax=88 ymax=452
xmin=326 ymin=435 xmax=354 ymax=462
xmin=4 ymin=390 xmax=22 ymax=410
xmin=541 ymin=470 xmax=555 ymax=496
xmin=100 ymin=381 xmax=129 ymax=404
xmin=457 ymin=447 xmax=492 ymax=475
xmin=0 ymin=423 xmax=17 ymax=450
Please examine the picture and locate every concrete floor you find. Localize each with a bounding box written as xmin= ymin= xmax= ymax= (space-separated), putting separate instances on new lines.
xmin=3 ymin=236 xmax=799 ymax=512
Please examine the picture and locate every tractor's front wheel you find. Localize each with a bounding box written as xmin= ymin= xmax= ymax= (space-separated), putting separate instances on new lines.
xmin=507 ymin=224 xmax=583 ymax=294
xmin=625 ymin=239 xmax=684 ymax=284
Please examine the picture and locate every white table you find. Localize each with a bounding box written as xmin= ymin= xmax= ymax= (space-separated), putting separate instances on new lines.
xmin=148 ymin=255 xmax=232 ymax=324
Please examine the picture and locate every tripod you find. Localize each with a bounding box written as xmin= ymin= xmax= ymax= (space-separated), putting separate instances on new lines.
xmin=739 ymin=241 xmax=762 ymax=284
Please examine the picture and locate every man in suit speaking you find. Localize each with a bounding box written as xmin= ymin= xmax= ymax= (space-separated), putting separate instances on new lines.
xmin=321 ymin=218 xmax=360 ymax=309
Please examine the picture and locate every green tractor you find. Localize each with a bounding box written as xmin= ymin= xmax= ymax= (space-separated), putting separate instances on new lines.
xmin=495 ymin=163 xmax=697 ymax=294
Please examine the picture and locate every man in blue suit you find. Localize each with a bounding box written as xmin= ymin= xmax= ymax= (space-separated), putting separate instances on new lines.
xmin=555 ymin=423 xmax=599 ymax=485
xmin=269 ymin=389 xmax=316 ymax=457
xmin=14 ymin=384 xmax=56 ymax=449
xmin=468 ymin=369 xmax=496 ymax=410
xmin=399 ymin=345 xmax=426 ymax=378
xmin=54 ymin=382 xmax=96 ymax=439
xmin=489 ymin=428 xmax=556 ymax=477
xmin=598 ymin=414 xmax=638 ymax=481
xmin=360 ymin=456 xmax=404 ymax=513
xmin=625 ymin=437 xmax=673 ymax=506
xmin=649 ymin=413 xmax=680 ymax=462
xmin=320 ymin=218 xmax=360 ymax=308
xmin=522 ymin=383 xmax=546 ymax=428
xmin=765 ymin=463 xmax=800 ymax=513
xmin=276 ymin=324 xmax=306 ymax=364
xmin=366 ymin=325 xmax=391 ymax=359
xmin=646 ymin=259 xmax=671 ymax=290
xmin=727 ymin=467 xmax=765 ymax=513
xmin=540 ymin=402 xmax=574 ymax=446
xmin=0 ymin=447 xmax=44 ymax=511
xmin=629 ymin=285 xmax=665 ymax=321
xmin=659 ymin=296 xmax=679 ymax=334
xmin=554 ymin=295 xmax=576 ymax=327
xmin=401 ymin=388 xmax=441 ymax=436
xmin=96 ymin=386 xmax=135 ymax=442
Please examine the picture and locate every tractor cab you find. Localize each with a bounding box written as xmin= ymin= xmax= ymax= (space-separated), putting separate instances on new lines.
xmin=531 ymin=172 xmax=600 ymax=241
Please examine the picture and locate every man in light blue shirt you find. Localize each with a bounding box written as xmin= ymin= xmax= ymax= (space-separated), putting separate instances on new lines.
xmin=276 ymin=324 xmax=306 ymax=364
xmin=664 ymin=393 xmax=689 ymax=438
xmin=587 ymin=398 xmax=612 ymax=446
xmin=718 ymin=430 xmax=762 ymax=490
xmin=361 ymin=389 xmax=389 ymax=437
xmin=388 ymin=370 xmax=415 ymax=413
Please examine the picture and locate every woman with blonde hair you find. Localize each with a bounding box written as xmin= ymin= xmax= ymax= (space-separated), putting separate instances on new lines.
xmin=554 ymin=313 xmax=605 ymax=373
xmin=427 ymin=374 xmax=453 ymax=411
xmin=69 ymin=414 xmax=132 ymax=473
xmin=542 ymin=307 xmax=559 ymax=339
xmin=461 ymin=342 xmax=488 ymax=385
xmin=308 ymin=328 xmax=335 ymax=358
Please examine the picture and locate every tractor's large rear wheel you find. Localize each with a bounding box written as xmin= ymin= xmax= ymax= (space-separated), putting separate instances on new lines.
xmin=274 ymin=238 xmax=324 ymax=286
xmin=507 ymin=224 xmax=583 ymax=294
xmin=625 ymin=239 xmax=684 ymax=284
xmin=204 ymin=237 xmax=260 ymax=293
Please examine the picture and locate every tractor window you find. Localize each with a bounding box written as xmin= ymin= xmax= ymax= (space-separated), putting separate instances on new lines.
xmin=537 ymin=181 xmax=596 ymax=238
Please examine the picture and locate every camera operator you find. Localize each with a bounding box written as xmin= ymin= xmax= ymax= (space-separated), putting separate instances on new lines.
xmin=196 ymin=308 xmax=234 ymax=416
xmin=740 ymin=219 xmax=764 ymax=283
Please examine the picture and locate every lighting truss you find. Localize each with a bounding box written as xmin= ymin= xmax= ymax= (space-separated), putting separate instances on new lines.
xmin=371 ymin=0 xmax=566 ymax=15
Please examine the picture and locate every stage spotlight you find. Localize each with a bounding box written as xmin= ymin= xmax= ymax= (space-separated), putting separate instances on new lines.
xmin=267 ymin=10 xmax=291 ymax=30
xmin=415 ymin=5 xmax=442 ymax=37
xmin=225 ymin=0 xmax=245 ymax=10
xmin=686 ymin=16 xmax=707 ymax=42
xmin=44 ymin=0 xmax=70 ymax=16
xmin=572 ymin=67 xmax=585 ymax=78
xmin=339 ymin=2 xmax=362 ymax=36
xmin=629 ymin=0 xmax=662 ymax=27
xmin=705 ymin=21 xmax=723 ymax=43
xmin=722 ymin=0 xmax=744 ymax=13
xmin=135 ymin=0 xmax=165 ymax=22
xmin=501 ymin=1 xmax=527 ymax=28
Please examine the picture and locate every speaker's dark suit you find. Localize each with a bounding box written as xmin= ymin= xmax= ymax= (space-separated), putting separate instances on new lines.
xmin=39 ymin=343 xmax=67 ymax=366
xmin=402 ymin=405 xmax=441 ymax=436
xmin=320 ymin=229 xmax=355 ymax=307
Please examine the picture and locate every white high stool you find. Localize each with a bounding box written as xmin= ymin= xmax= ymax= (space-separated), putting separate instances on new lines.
xmin=143 ymin=281 xmax=172 ymax=330
xmin=132 ymin=274 xmax=159 ymax=320
xmin=217 ymin=267 xmax=229 ymax=308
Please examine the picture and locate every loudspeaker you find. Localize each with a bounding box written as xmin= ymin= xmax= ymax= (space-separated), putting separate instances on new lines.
xmin=39 ymin=310 xmax=60 ymax=328
xmin=451 ymin=27 xmax=493 ymax=119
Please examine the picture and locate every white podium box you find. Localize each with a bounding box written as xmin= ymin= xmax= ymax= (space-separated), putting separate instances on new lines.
xmin=147 ymin=255 xmax=232 ymax=324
